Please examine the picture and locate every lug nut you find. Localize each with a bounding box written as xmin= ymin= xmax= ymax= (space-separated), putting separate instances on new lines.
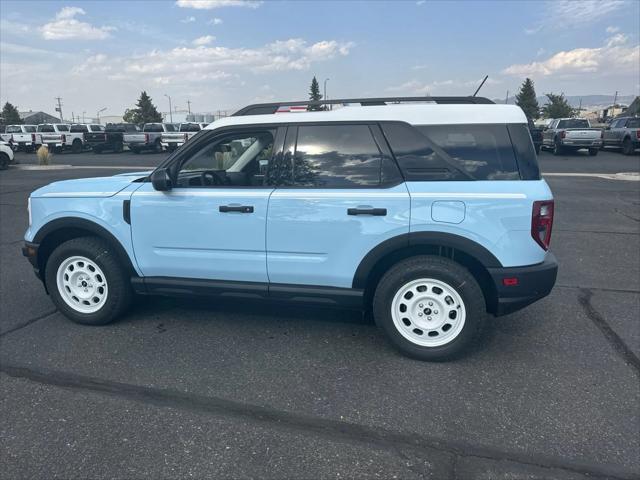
xmin=428 ymin=302 xmax=433 ymax=306
xmin=434 ymin=310 xmax=438 ymax=314
xmin=418 ymin=313 xmax=423 ymax=317
xmin=419 ymin=303 xmax=423 ymax=308
xmin=427 ymin=316 xmax=432 ymax=321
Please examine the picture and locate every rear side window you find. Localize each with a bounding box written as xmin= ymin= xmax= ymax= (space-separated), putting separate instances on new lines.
xmin=292 ymin=125 xmax=382 ymax=187
xmin=70 ymin=124 xmax=88 ymax=133
xmin=417 ymin=125 xmax=519 ymax=180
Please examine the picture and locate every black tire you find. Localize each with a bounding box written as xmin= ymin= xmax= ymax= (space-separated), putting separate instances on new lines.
xmin=114 ymin=142 xmax=124 ymax=153
xmin=93 ymin=146 xmax=102 ymax=154
xmin=154 ymin=139 xmax=162 ymax=153
xmin=131 ymin=147 xmax=140 ymax=154
xmin=0 ymin=152 xmax=9 ymax=170
xmin=588 ymin=148 xmax=598 ymax=156
xmin=71 ymin=139 xmax=83 ymax=153
xmin=373 ymin=255 xmax=486 ymax=361
xmin=622 ymin=138 xmax=634 ymax=156
xmin=552 ymin=139 xmax=564 ymax=156
xmin=45 ymin=237 xmax=132 ymax=325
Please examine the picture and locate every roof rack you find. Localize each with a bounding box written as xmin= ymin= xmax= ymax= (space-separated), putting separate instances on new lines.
xmin=232 ymin=96 xmax=494 ymax=116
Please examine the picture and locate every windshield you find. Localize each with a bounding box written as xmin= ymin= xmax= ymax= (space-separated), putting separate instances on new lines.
xmin=557 ymin=119 xmax=589 ymax=129
xmin=165 ymin=124 xmax=177 ymax=132
xmin=56 ymin=124 xmax=69 ymax=132
xmin=24 ymin=125 xmax=36 ymax=132
xmin=143 ymin=124 xmax=163 ymax=132
xmin=70 ymin=125 xmax=88 ymax=133
xmin=38 ymin=124 xmax=54 ymax=132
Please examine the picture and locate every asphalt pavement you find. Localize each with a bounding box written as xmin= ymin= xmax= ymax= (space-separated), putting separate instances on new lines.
xmin=1 ymin=149 xmax=638 ymax=479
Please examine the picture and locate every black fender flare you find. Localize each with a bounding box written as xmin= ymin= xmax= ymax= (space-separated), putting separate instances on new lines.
xmin=33 ymin=217 xmax=137 ymax=275
xmin=352 ymin=232 xmax=502 ymax=289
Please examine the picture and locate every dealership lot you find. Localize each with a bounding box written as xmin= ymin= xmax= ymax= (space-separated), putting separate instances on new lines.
xmin=1 ymin=150 xmax=638 ymax=478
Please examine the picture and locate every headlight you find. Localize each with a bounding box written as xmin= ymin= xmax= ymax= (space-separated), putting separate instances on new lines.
xmin=28 ymin=197 xmax=32 ymax=227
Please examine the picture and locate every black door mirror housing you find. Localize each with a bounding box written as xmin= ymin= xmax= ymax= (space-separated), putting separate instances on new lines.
xmin=151 ymin=168 xmax=172 ymax=191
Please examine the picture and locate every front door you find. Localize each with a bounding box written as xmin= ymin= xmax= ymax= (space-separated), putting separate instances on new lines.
xmin=131 ymin=127 xmax=279 ymax=282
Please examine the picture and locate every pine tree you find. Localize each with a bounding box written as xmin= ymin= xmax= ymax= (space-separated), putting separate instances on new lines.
xmin=2 ymin=102 xmax=22 ymax=124
xmin=542 ymin=93 xmax=574 ymax=118
xmin=515 ymin=78 xmax=539 ymax=119
xmin=308 ymin=76 xmax=323 ymax=111
xmin=124 ymin=92 xmax=163 ymax=124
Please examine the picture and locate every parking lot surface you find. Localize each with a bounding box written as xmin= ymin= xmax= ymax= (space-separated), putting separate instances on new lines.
xmin=1 ymin=149 xmax=639 ymax=479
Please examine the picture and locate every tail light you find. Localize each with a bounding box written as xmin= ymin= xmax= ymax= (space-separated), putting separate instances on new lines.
xmin=61 ymin=134 xmax=66 ymax=143
xmin=531 ymin=200 xmax=554 ymax=251
xmin=559 ymin=130 xmax=566 ymax=139
xmin=31 ymin=133 xmax=36 ymax=143
xmin=144 ymin=133 xmax=149 ymax=144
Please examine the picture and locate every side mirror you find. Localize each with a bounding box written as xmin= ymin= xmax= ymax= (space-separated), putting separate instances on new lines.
xmin=151 ymin=168 xmax=172 ymax=191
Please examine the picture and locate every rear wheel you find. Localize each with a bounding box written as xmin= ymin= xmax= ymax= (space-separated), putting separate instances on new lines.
xmin=131 ymin=147 xmax=140 ymax=154
xmin=0 ymin=152 xmax=9 ymax=170
xmin=622 ymin=138 xmax=634 ymax=155
xmin=71 ymin=139 xmax=82 ymax=153
xmin=553 ymin=140 xmax=564 ymax=156
xmin=154 ymin=139 xmax=162 ymax=153
xmin=93 ymin=146 xmax=102 ymax=154
xmin=45 ymin=237 xmax=132 ymax=325
xmin=373 ymin=256 xmax=485 ymax=361
xmin=588 ymin=148 xmax=598 ymax=156
xmin=114 ymin=142 xmax=124 ymax=153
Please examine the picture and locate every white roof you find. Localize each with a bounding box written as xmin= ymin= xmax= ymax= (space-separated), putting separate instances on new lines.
xmin=206 ymin=104 xmax=527 ymax=130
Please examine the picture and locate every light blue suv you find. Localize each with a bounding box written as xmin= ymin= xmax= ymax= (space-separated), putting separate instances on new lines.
xmin=23 ymin=97 xmax=557 ymax=360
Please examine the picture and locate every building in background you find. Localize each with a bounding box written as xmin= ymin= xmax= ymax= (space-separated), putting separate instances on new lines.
xmin=19 ymin=111 xmax=60 ymax=124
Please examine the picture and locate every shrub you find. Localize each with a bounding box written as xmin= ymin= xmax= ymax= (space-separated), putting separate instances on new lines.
xmin=37 ymin=145 xmax=51 ymax=165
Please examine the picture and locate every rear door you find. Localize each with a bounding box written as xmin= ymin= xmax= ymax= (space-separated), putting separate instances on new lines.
xmin=265 ymin=123 xmax=410 ymax=289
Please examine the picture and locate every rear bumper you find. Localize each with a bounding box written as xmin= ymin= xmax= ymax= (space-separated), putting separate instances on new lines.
xmin=560 ymin=139 xmax=602 ymax=147
xmin=488 ymin=253 xmax=558 ymax=316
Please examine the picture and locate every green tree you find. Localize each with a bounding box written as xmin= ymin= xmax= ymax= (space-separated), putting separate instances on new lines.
xmin=123 ymin=91 xmax=163 ymax=124
xmin=515 ymin=78 xmax=539 ymax=119
xmin=542 ymin=93 xmax=574 ymax=118
xmin=2 ymin=102 xmax=22 ymax=124
xmin=308 ymin=76 xmax=323 ymax=111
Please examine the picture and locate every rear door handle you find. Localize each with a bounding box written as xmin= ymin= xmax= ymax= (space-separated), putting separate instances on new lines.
xmin=219 ymin=205 xmax=254 ymax=213
xmin=347 ymin=208 xmax=387 ymax=216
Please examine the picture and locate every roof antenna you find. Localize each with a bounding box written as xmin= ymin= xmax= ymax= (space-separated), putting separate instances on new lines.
xmin=472 ymin=75 xmax=488 ymax=97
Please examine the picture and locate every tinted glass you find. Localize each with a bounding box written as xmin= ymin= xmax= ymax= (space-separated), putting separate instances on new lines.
xmin=6 ymin=126 xmax=21 ymax=133
xmin=417 ymin=124 xmax=519 ymax=180
xmin=557 ymin=119 xmax=589 ymax=129
xmin=144 ymin=124 xmax=163 ymax=132
xmin=90 ymin=124 xmax=104 ymax=131
xmin=626 ymin=118 xmax=640 ymax=128
xmin=180 ymin=123 xmax=201 ymax=132
xmin=56 ymin=125 xmax=69 ymax=132
xmin=165 ymin=124 xmax=177 ymax=132
xmin=38 ymin=125 xmax=54 ymax=133
xmin=292 ymin=125 xmax=381 ymax=187
xmin=507 ymin=124 xmax=540 ymax=180
xmin=24 ymin=126 xmax=36 ymax=132
xmin=70 ymin=124 xmax=88 ymax=133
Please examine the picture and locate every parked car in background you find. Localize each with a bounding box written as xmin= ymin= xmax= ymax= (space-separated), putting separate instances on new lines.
xmin=2 ymin=125 xmax=37 ymax=152
xmin=0 ymin=141 xmax=15 ymax=170
xmin=527 ymin=118 xmax=543 ymax=154
xmin=86 ymin=123 xmax=140 ymax=153
xmin=38 ymin=124 xmax=71 ymax=153
xmin=541 ymin=118 xmax=603 ymax=156
xmin=66 ymin=124 xmax=105 ymax=153
xmin=602 ymin=117 xmax=640 ymax=155
xmin=161 ymin=122 xmax=206 ymax=151
xmin=21 ymin=96 xmax=557 ymax=361
xmin=125 ymin=123 xmax=177 ymax=153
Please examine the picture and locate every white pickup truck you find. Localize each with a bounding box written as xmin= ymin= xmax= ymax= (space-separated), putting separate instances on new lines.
xmin=37 ymin=124 xmax=71 ymax=152
xmin=2 ymin=125 xmax=37 ymax=152
xmin=67 ymin=124 xmax=105 ymax=153
xmin=161 ymin=122 xmax=207 ymax=151
xmin=542 ymin=118 xmax=603 ymax=156
xmin=124 ymin=123 xmax=177 ymax=153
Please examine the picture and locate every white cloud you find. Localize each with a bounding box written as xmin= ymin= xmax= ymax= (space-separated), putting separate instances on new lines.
xmin=176 ymin=0 xmax=262 ymax=9
xmin=502 ymin=34 xmax=639 ymax=77
xmin=40 ymin=6 xmax=115 ymax=40
xmin=208 ymin=17 xmax=224 ymax=25
xmin=193 ymin=35 xmax=216 ymax=46
xmin=0 ymin=19 xmax=31 ymax=35
xmin=412 ymin=64 xmax=428 ymax=70
xmin=606 ymin=25 xmax=620 ymax=34
xmin=416 ymin=0 xmax=426 ymax=5
xmin=386 ymin=78 xmax=500 ymax=95
xmin=525 ymin=0 xmax=625 ymax=34
xmin=181 ymin=16 xmax=196 ymax=23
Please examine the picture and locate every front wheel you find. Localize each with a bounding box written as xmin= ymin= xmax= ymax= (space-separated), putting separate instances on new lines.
xmin=588 ymin=148 xmax=599 ymax=156
xmin=45 ymin=237 xmax=132 ymax=325
xmin=622 ymin=138 xmax=634 ymax=156
xmin=373 ymin=256 xmax=485 ymax=361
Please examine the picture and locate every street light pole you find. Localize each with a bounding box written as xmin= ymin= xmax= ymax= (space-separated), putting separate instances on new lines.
xmin=323 ymin=78 xmax=330 ymax=110
xmin=97 ymin=107 xmax=106 ymax=124
xmin=82 ymin=111 xmax=86 ymax=123
xmin=164 ymin=94 xmax=173 ymax=123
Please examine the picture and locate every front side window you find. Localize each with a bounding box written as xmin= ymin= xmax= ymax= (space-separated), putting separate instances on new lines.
xmin=557 ymin=119 xmax=589 ymax=129
xmin=176 ymin=130 xmax=274 ymax=188
xmin=289 ymin=125 xmax=382 ymax=188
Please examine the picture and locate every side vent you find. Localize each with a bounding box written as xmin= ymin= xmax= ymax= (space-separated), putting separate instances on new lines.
xmin=123 ymin=199 xmax=131 ymax=225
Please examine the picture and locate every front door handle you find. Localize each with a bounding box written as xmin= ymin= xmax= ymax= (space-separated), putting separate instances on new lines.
xmin=219 ymin=205 xmax=254 ymax=213
xmin=347 ymin=207 xmax=387 ymax=216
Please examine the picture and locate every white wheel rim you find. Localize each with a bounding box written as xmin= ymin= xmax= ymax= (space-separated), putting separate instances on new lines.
xmin=391 ymin=278 xmax=466 ymax=347
xmin=56 ymin=256 xmax=108 ymax=314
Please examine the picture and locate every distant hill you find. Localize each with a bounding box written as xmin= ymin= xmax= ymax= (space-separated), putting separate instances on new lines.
xmin=495 ymin=94 xmax=637 ymax=109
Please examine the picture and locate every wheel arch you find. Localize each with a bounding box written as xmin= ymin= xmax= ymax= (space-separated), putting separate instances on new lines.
xmin=33 ymin=217 xmax=137 ymax=283
xmin=353 ymin=232 xmax=501 ymax=314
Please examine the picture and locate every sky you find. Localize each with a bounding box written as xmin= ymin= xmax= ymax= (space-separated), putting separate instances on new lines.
xmin=1 ymin=0 xmax=639 ymax=119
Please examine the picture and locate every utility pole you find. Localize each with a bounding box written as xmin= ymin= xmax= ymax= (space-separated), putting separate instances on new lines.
xmin=505 ymin=90 xmax=509 ymax=105
xmin=323 ymin=78 xmax=330 ymax=110
xmin=612 ymin=90 xmax=618 ymax=117
xmin=82 ymin=111 xmax=86 ymax=123
xmin=187 ymin=100 xmax=192 ymax=115
xmin=55 ymin=97 xmax=63 ymax=122
xmin=164 ymin=94 xmax=173 ymax=123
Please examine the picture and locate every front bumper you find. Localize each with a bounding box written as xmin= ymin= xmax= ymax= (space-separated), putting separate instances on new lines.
xmin=22 ymin=241 xmax=41 ymax=279
xmin=488 ymin=253 xmax=558 ymax=316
